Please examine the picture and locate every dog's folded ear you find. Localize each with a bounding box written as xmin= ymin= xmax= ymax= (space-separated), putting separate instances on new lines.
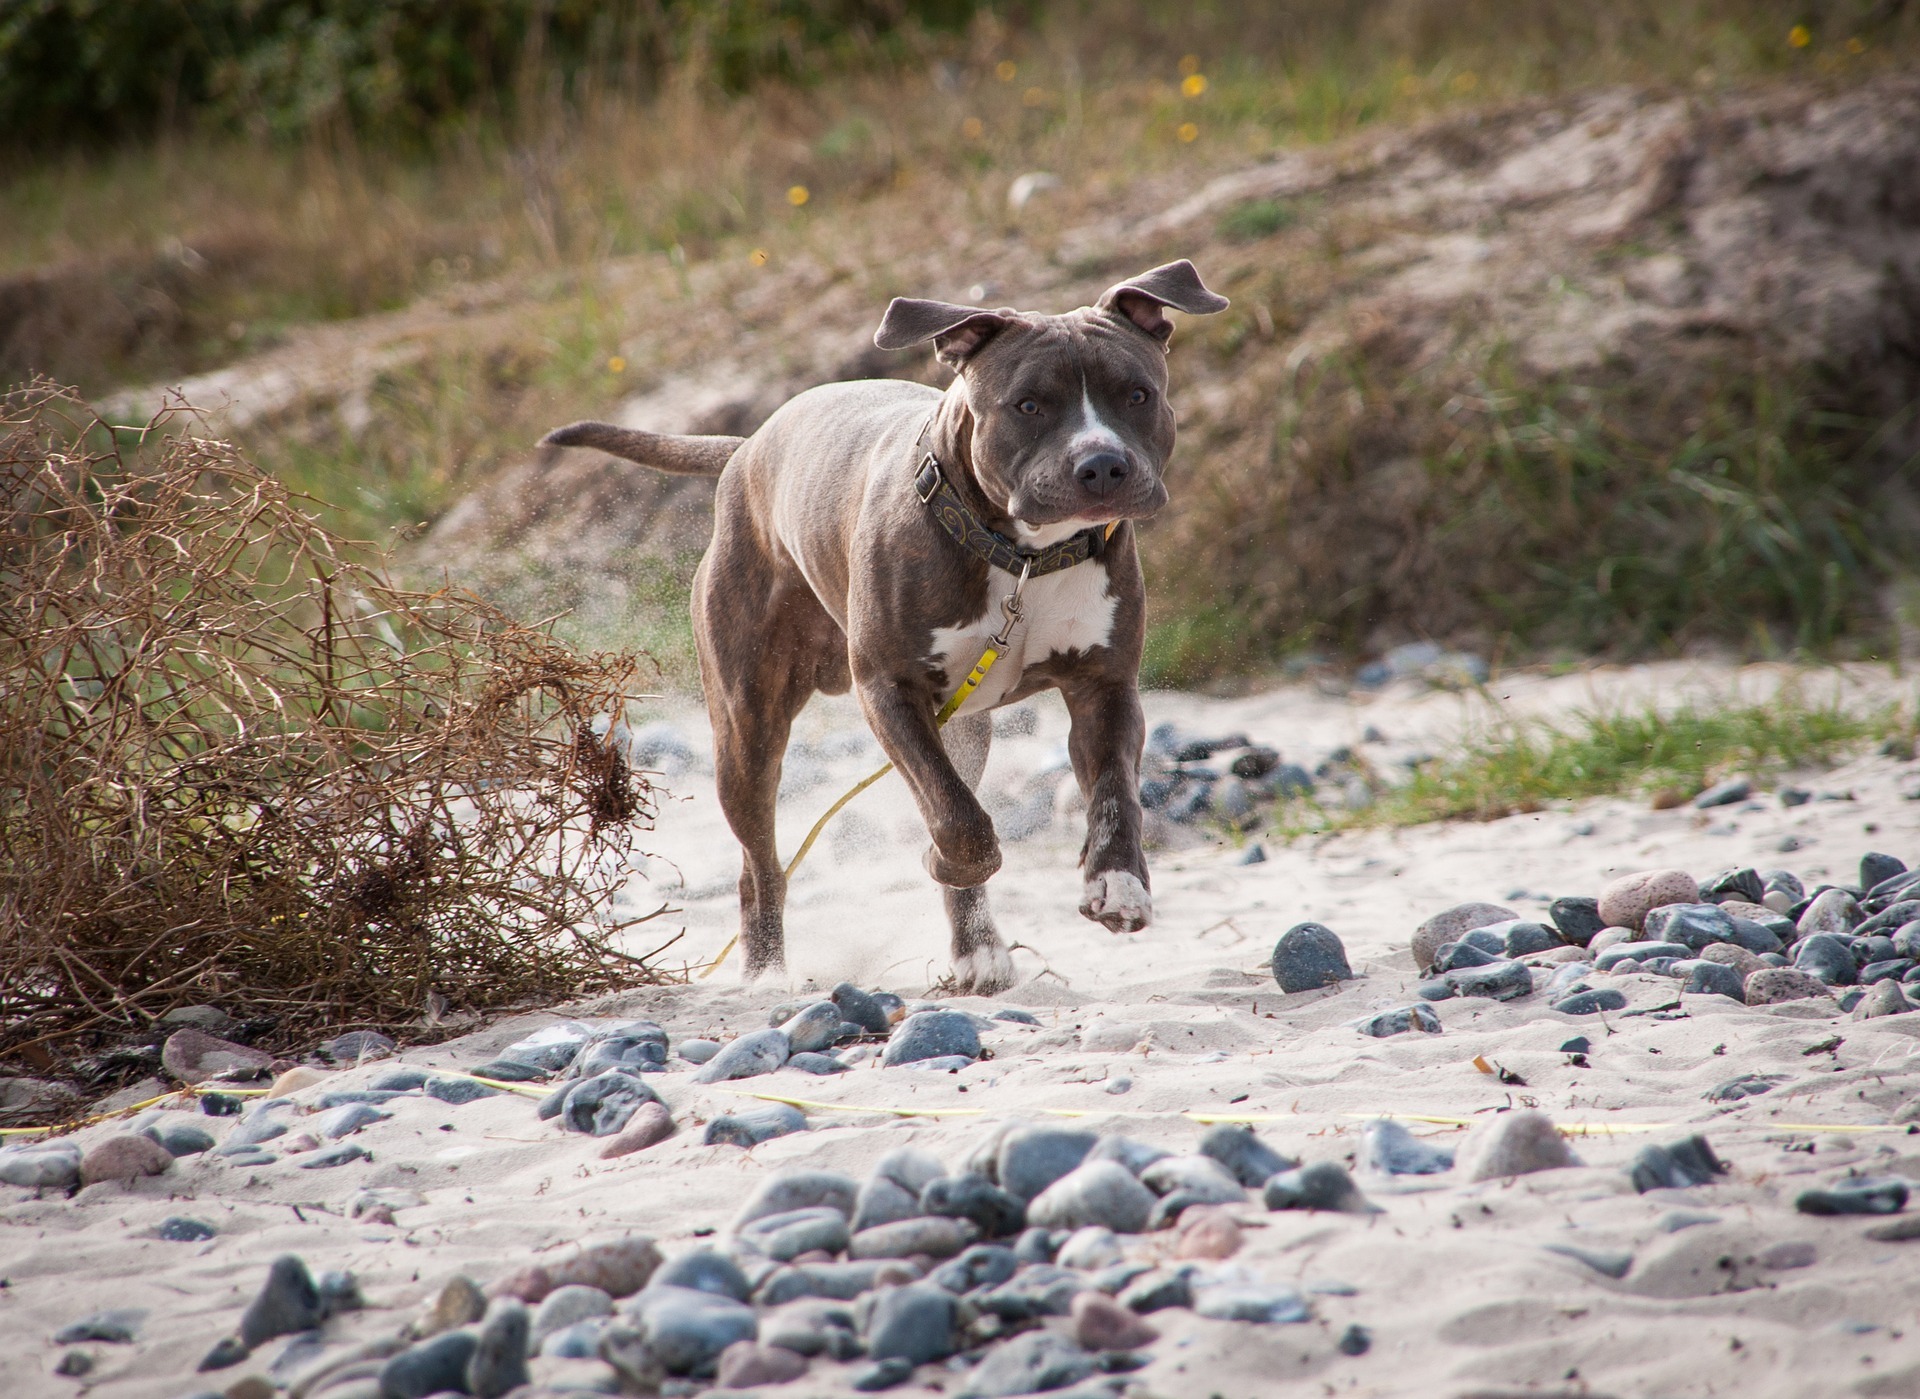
xmin=874 ymin=299 xmax=1011 ymax=368
xmin=1098 ymin=260 xmax=1229 ymax=346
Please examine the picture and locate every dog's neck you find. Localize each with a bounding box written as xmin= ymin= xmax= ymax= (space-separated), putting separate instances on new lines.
xmin=923 ymin=381 xmax=1020 ymax=537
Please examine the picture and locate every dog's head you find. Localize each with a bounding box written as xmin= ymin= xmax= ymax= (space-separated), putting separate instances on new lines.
xmin=874 ymin=261 xmax=1227 ymax=544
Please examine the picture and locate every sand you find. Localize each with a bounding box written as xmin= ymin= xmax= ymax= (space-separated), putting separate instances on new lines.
xmin=6 ymin=660 xmax=1920 ymax=1399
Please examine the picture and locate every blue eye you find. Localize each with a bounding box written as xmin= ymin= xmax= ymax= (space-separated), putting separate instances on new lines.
xmin=1017 ymin=399 xmax=1041 ymax=415
xmin=1128 ymin=387 xmax=1149 ymax=406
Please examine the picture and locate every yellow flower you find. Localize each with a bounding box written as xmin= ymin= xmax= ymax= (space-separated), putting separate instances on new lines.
xmin=607 ymin=356 xmax=626 ymax=374
xmin=1176 ymin=122 xmax=1199 ymax=144
xmin=1178 ymin=54 xmax=1200 ymax=77
xmin=961 ymin=116 xmax=984 ymax=140
xmin=787 ymin=184 xmax=810 ymax=207
xmin=1181 ymin=73 xmax=1208 ymax=98
xmin=749 ymin=249 xmax=769 ymax=267
xmin=1788 ymin=24 xmax=1812 ymax=48
xmin=995 ymin=59 xmax=1017 ymax=82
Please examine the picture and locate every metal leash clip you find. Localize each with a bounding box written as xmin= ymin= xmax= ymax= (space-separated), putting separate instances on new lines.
xmin=988 ymin=556 xmax=1034 ymax=649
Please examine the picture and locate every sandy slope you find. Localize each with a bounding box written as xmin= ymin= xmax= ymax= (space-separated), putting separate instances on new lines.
xmin=6 ymin=662 xmax=1920 ymax=1399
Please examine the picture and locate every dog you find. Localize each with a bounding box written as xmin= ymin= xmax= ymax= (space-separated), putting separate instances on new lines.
xmin=543 ymin=260 xmax=1227 ymax=993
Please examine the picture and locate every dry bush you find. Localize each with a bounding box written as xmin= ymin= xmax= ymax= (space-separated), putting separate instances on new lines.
xmin=0 ymin=383 xmax=667 ymax=1083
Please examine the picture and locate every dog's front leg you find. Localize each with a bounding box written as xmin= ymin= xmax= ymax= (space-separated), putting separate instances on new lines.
xmin=857 ymin=676 xmax=1002 ymax=889
xmin=1063 ymin=677 xmax=1152 ymax=932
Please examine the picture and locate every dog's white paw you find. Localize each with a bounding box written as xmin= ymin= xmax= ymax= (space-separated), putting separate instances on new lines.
xmin=1080 ymin=871 xmax=1152 ymax=932
xmin=951 ymin=941 xmax=1017 ymax=996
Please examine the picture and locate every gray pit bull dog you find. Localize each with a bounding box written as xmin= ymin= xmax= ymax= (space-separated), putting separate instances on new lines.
xmin=543 ymin=260 xmax=1227 ymax=993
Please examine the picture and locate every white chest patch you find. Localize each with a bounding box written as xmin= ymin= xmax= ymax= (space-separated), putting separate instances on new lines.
xmin=928 ymin=563 xmax=1117 ymax=715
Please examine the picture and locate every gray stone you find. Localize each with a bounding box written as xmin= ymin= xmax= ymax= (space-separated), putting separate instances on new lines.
xmin=156 ymin=1215 xmax=216 ymax=1241
xmin=1744 ymin=968 xmax=1834 ymax=1004
xmin=705 ymin=1102 xmax=807 ymax=1147
xmin=853 ymin=1356 xmax=915 ymax=1391
xmin=853 ymin=1176 xmax=923 ymax=1233
xmin=53 ymin=1308 xmax=143 ymax=1344
xmin=863 ymin=1283 xmax=955 ymax=1364
xmin=1596 ymin=940 xmax=1691 ymax=971
xmin=1657 ymin=1209 xmax=1723 ymax=1233
xmin=1412 ymin=902 xmax=1518 ymax=974
xmin=1192 ymin=1284 xmax=1312 ymax=1323
xmin=787 ymin=1051 xmax=849 ymax=1074
xmin=650 ymin=1249 xmax=752 ymax=1301
xmin=849 ymin=1216 xmax=977 ymax=1260
xmin=1795 ymin=933 xmax=1859 ymax=985
xmin=1796 ymin=1176 xmax=1910 ymax=1216
xmin=922 ymin=1173 xmax=1027 ymax=1237
xmin=741 ymin=1206 xmax=852 ymax=1262
xmin=1433 ymin=940 xmax=1501 ymax=972
xmin=0 ymin=1142 xmax=82 ymax=1189
xmin=1644 ymin=903 xmax=1738 ymax=950
xmin=1197 ymin=1125 xmax=1297 ymax=1188
xmin=1799 ymin=888 xmax=1863 ymax=937
xmin=930 ymin=1244 xmax=1020 ymax=1294
xmin=1119 ymin=1267 xmax=1194 ymax=1314
xmin=1856 ymin=980 xmax=1914 ymax=1019
xmin=1701 ymin=868 xmax=1766 ymax=903
xmin=1027 ymin=1160 xmax=1156 ymax=1233
xmin=153 ymin=1122 xmax=216 ymax=1156
xmin=314 ymin=1102 xmax=391 ymax=1139
xmin=297 ymin=1140 xmax=369 ymax=1168
xmin=1628 ymin=1134 xmax=1728 ymax=1192
xmin=832 ymin=983 xmax=894 ymax=1035
xmin=758 ymin=1297 xmax=860 ymax=1357
xmin=539 ymin=1320 xmax=610 ymax=1358
xmin=1440 ymin=959 xmax=1534 ymax=1000
xmin=997 ymin=1128 xmax=1097 ymax=1202
xmin=380 ymin=1331 xmax=479 ymax=1398
xmin=1863 ymin=852 xmax=1909 ymax=891
xmin=1543 ymin=1243 xmax=1633 ymax=1278
xmin=754 ymin=1260 xmax=898 ymax=1306
xmin=626 ymin=1285 xmax=758 ymax=1375
xmin=1269 ymin=922 xmax=1354 ymax=993
xmin=570 ymin=1028 xmax=668 ymax=1079
xmin=196 ymin=1335 xmax=248 ymax=1371
xmin=1707 ymin=1073 xmax=1786 ymax=1102
xmin=560 ymin=1069 xmax=662 ymax=1136
xmin=467 ymin=1299 xmax=531 ymax=1399
xmin=883 ymin=1011 xmax=981 ymax=1067
xmin=1355 ymin=1004 xmax=1443 ymax=1037
xmin=735 ymin=1172 xmax=859 ymax=1229
xmin=1693 ymin=777 xmax=1751 ymax=808
xmin=1462 ymin=1110 xmax=1579 ymax=1181
xmin=959 ymin=1331 xmax=1095 ymax=1397
xmin=366 ymin=1068 xmax=427 ymax=1092
xmin=1140 ymin=1155 xmax=1246 ymax=1202
xmin=239 ymin=1254 xmax=322 ymax=1348
xmin=693 ymin=1029 xmax=790 ymax=1084
xmin=1548 ymin=896 xmax=1605 ymax=945
xmin=780 ymin=1002 xmax=844 ymax=1054
xmin=1085 ymin=1135 xmax=1171 ymax=1175
xmin=532 ymin=1285 xmax=613 ymax=1348
xmin=677 ymin=1038 xmax=721 ymax=1064
xmin=1053 ymin=1225 xmax=1123 ymax=1270
xmin=424 ymin=1076 xmax=499 ymax=1104
xmin=1359 ymin=1119 xmax=1454 ymax=1175
xmin=322 ymin=1029 xmax=397 ymax=1063
xmin=976 ymin=1265 xmax=1088 ymax=1320
xmin=1261 ymin=1161 xmax=1377 ymax=1213
xmin=467 ymin=1058 xmax=545 ymax=1081
xmin=1498 ymin=920 xmax=1564 ymax=956
xmin=1727 ymin=917 xmax=1785 ymax=954
xmin=1682 ymin=960 xmax=1746 ymax=1000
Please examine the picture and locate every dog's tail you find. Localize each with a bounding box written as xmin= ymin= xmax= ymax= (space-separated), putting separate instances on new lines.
xmin=540 ymin=421 xmax=744 ymax=476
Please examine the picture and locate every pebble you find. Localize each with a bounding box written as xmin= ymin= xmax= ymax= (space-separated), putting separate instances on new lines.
xmin=1597 ymin=869 xmax=1700 ymax=931
xmin=1198 ymin=1125 xmax=1297 ymax=1188
xmin=1796 ymin=1177 xmax=1910 ymax=1216
xmin=901 ymin=1054 xmax=976 ymax=1072
xmin=1338 ymin=1323 xmax=1372 ymax=1356
xmin=959 ymin=1331 xmax=1095 ymax=1397
xmin=1070 ymin=1291 xmax=1158 ymax=1350
xmin=1120 ymin=1268 xmax=1194 ymax=1313
xmin=369 ymin=1068 xmax=429 ymax=1091
xmin=269 ymin=1066 xmax=327 ymax=1096
xmin=1863 ymin=852 xmax=1910 ymax=891
xmin=78 ymin=1133 xmax=174 ymax=1186
xmin=161 ymin=1027 xmax=276 ymax=1084
xmin=704 ymin=1102 xmax=806 ymax=1147
xmin=1761 ymin=1240 xmax=1817 ymax=1269
xmin=1140 ymin=1155 xmax=1246 ymax=1203
xmin=692 ymin=1028 xmax=790 ymax=1084
xmin=1554 ymin=988 xmax=1628 ymax=1014
xmin=1412 ymin=902 xmax=1518 ymax=974
xmin=931 ymin=1245 xmax=1020 ymax=1294
xmin=1543 ymin=1242 xmax=1634 ymax=1278
xmin=1262 ymin=1161 xmax=1376 ymax=1213
xmin=239 ymin=1254 xmax=323 ymax=1348
xmin=54 ymin=1350 xmax=92 ymax=1377
xmin=756 ymin=1260 xmax=899 ymax=1305
xmin=468 ymin=1058 xmax=546 ymax=1082
xmin=1028 ymin=1160 xmax=1156 ymax=1233
xmin=1168 ymin=1206 xmax=1243 ymax=1260
xmin=560 ymin=1069 xmax=662 ymax=1136
xmin=1694 ymin=777 xmax=1752 ymax=808
xmin=1429 ymin=959 xmax=1534 ymax=1001
xmin=993 ymin=1009 xmax=1041 ymax=1026
xmin=1628 ymin=1135 xmax=1728 ymax=1192
xmin=678 ymin=1038 xmax=722 ymax=1064
xmin=1700 ymin=943 xmax=1768 ymax=979
xmin=1462 ymin=1110 xmax=1579 ymax=1181
xmin=1360 ymin=1119 xmax=1455 ymax=1175
xmin=424 ymin=1076 xmax=500 ymax=1104
xmin=0 ymin=1142 xmax=81 ymax=1189
xmin=1657 ymin=1209 xmax=1723 ymax=1232
xmin=380 ymin=1329 xmax=479 ymax=1398
xmin=1355 ymin=1004 xmax=1443 ymax=1037
xmin=1192 ymin=1283 xmax=1311 ymax=1323
xmin=736 ymin=1171 xmax=860 ymax=1228
xmin=53 ymin=1308 xmax=143 ymax=1344
xmin=922 ymin=1173 xmax=1027 ymax=1237
xmin=742 ymin=1206 xmax=852 ymax=1262
xmin=540 ymin=1319 xmax=610 ymax=1360
xmin=1794 ymin=933 xmax=1859 ymax=985
xmin=853 ymin=1179 xmax=922 ymax=1234
xmin=1856 ymin=981 xmax=1914 ymax=1019
xmin=1588 ymin=927 xmax=1634 ymax=954
xmin=1707 ymin=1073 xmax=1784 ymax=1102
xmin=315 ymin=1102 xmax=390 ymax=1138
xmin=626 ymin=1285 xmax=758 ymax=1375
xmin=1054 ymin=1225 xmax=1124 ymax=1269
xmin=1865 ymin=1216 xmax=1920 ymax=1242
xmin=852 ymin=1356 xmax=915 ymax=1391
xmin=1744 ymin=968 xmax=1835 ymax=1005
xmin=864 ymin=1283 xmax=956 ymax=1364
xmin=321 ymin=1029 xmax=396 ymax=1063
xmin=998 ymin=1128 xmax=1098 ymax=1201
xmin=1548 ymin=896 xmax=1605 ymax=945
xmin=1434 ymin=940 xmax=1501 ymax=971
xmin=652 ymin=1248 xmax=752 ymax=1301
xmin=849 ymin=1216 xmax=977 ymax=1260
xmin=297 ymin=1140 xmax=369 ymax=1168
xmin=1596 ymin=940 xmax=1691 ymax=971
xmin=196 ymin=1335 xmax=249 ymax=1371
xmin=532 ymin=1286 xmax=614 ymax=1348
xmin=1702 ymin=867 xmax=1766 ymax=904
xmin=467 ymin=1298 xmax=532 ymax=1398
xmin=157 ymin=1215 xmax=217 ymax=1241
xmin=833 ymin=983 xmax=894 ymax=1035
xmin=1644 ymin=903 xmax=1739 ymax=950
xmin=544 ymin=1237 xmax=663 ymax=1298
xmin=780 ymin=1002 xmax=845 ymax=1054
xmin=598 ymin=1100 xmax=676 ymax=1158
xmin=1269 ymin=922 xmax=1354 ymax=993
xmin=1799 ymin=888 xmax=1863 ymax=937
xmin=787 ymin=1051 xmax=850 ymax=1074
xmin=1683 ymin=960 xmax=1746 ymax=1000
xmin=715 ymin=1340 xmax=810 ymax=1387
xmin=882 ymin=1011 xmax=981 ymax=1067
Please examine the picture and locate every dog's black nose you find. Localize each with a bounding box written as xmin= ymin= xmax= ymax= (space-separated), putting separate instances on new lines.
xmin=1073 ymin=452 xmax=1129 ymax=497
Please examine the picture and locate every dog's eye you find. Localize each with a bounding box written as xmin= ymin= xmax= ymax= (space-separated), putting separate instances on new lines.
xmin=1128 ymin=387 xmax=1150 ymax=406
xmin=1016 ymin=398 xmax=1041 ymax=415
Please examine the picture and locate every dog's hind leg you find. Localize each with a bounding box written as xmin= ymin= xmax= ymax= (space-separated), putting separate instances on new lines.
xmin=939 ymin=711 xmax=1015 ymax=995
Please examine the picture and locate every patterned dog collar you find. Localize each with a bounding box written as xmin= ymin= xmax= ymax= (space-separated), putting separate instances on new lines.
xmin=913 ymin=453 xmax=1106 ymax=577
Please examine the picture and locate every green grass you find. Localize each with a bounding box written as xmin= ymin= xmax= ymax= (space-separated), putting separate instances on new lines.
xmin=1278 ymin=690 xmax=1907 ymax=831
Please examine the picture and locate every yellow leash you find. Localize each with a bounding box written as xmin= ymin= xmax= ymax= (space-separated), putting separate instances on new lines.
xmin=700 ymin=554 xmax=1045 ymax=978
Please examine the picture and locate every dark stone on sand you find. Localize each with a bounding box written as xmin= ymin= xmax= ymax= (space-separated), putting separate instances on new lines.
xmin=1553 ymin=988 xmax=1628 ymax=1015
xmin=1199 ymin=1125 xmax=1297 ymax=1188
xmin=923 ymin=1173 xmax=1027 ymax=1238
xmin=1549 ymin=896 xmax=1605 ymax=946
xmin=1796 ymin=1177 xmax=1910 ymax=1216
xmin=1269 ymin=922 xmax=1354 ymax=993
xmin=1629 ymin=1135 xmax=1729 ymax=1192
